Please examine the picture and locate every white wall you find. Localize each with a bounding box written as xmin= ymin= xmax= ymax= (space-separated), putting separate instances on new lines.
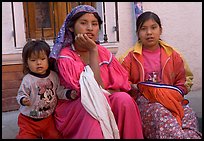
xmin=116 ymin=2 xmax=137 ymax=58
xmin=2 ymin=2 xmax=202 ymax=91
xmin=116 ymin=2 xmax=202 ymax=91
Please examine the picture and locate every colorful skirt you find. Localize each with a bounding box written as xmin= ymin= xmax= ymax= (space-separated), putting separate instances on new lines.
xmin=136 ymin=82 xmax=202 ymax=139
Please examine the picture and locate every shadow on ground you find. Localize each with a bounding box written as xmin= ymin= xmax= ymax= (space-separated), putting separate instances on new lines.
xmin=198 ymin=117 xmax=202 ymax=132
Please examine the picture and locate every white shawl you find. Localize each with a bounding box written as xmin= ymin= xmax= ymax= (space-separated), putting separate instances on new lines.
xmin=79 ymin=65 xmax=120 ymax=139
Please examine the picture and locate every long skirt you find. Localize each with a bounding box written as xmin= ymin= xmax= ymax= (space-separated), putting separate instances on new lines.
xmin=54 ymin=92 xmax=144 ymax=139
xmin=136 ymin=95 xmax=202 ymax=139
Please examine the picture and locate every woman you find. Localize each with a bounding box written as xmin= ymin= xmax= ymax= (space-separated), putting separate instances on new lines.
xmin=49 ymin=5 xmax=143 ymax=139
xmin=119 ymin=11 xmax=202 ymax=139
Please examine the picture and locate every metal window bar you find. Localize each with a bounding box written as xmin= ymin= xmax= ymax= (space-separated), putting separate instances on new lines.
xmin=102 ymin=2 xmax=108 ymax=43
xmin=26 ymin=2 xmax=31 ymax=41
xmin=115 ymin=2 xmax=119 ymax=42
xmin=11 ymin=2 xmax=16 ymax=47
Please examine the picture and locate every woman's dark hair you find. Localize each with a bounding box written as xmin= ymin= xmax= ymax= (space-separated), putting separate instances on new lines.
xmin=66 ymin=12 xmax=103 ymax=43
xmin=136 ymin=11 xmax=162 ymax=33
xmin=67 ymin=12 xmax=103 ymax=29
xmin=22 ymin=40 xmax=50 ymax=74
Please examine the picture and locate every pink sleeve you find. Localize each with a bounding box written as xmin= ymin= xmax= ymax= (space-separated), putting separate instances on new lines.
xmin=57 ymin=55 xmax=84 ymax=92
xmin=99 ymin=49 xmax=131 ymax=92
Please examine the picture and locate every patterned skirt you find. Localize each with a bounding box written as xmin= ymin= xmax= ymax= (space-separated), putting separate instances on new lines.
xmin=136 ymin=95 xmax=202 ymax=139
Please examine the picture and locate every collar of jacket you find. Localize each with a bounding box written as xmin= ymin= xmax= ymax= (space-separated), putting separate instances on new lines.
xmin=133 ymin=40 xmax=174 ymax=56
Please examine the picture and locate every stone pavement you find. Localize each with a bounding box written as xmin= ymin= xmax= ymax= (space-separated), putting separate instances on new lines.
xmin=2 ymin=90 xmax=202 ymax=139
xmin=2 ymin=110 xmax=19 ymax=139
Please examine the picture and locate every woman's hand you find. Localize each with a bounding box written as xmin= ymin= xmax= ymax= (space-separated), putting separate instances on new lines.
xmin=75 ymin=34 xmax=97 ymax=51
xmin=75 ymin=33 xmax=103 ymax=87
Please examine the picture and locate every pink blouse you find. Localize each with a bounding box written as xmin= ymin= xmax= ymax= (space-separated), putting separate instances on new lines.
xmin=57 ymin=44 xmax=131 ymax=95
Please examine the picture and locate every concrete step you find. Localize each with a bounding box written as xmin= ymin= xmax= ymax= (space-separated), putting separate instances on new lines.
xmin=2 ymin=89 xmax=202 ymax=139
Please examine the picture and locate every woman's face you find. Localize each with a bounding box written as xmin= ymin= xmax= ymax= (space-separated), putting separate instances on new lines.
xmin=72 ymin=13 xmax=100 ymax=42
xmin=138 ymin=19 xmax=162 ymax=50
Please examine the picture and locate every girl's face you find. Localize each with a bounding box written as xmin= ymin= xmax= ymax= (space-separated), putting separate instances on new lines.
xmin=27 ymin=51 xmax=49 ymax=75
xmin=71 ymin=13 xmax=100 ymax=42
xmin=138 ymin=19 xmax=162 ymax=50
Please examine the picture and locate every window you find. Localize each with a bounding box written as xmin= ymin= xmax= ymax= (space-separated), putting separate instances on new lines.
xmin=23 ymin=2 xmax=119 ymax=44
xmin=97 ymin=2 xmax=119 ymax=43
xmin=23 ymin=2 xmax=96 ymax=41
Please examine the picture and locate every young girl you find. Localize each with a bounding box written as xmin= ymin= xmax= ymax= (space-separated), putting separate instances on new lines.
xmin=16 ymin=40 xmax=77 ymax=139
xmin=119 ymin=11 xmax=202 ymax=139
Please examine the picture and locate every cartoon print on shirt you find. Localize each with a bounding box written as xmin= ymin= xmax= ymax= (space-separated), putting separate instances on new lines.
xmin=38 ymin=78 xmax=54 ymax=111
xmin=29 ymin=78 xmax=56 ymax=117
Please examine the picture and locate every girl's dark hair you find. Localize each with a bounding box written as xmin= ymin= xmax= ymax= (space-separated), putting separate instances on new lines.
xmin=66 ymin=12 xmax=103 ymax=43
xmin=136 ymin=11 xmax=162 ymax=33
xmin=22 ymin=40 xmax=50 ymax=74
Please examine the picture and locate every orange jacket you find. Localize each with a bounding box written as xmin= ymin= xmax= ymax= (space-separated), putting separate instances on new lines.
xmin=137 ymin=82 xmax=189 ymax=126
xmin=119 ymin=40 xmax=193 ymax=97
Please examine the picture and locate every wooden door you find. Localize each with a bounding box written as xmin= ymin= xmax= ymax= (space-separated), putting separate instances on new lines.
xmin=23 ymin=2 xmax=96 ymax=40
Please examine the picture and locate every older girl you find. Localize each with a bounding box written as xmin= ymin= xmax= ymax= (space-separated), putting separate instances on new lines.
xmin=119 ymin=11 xmax=202 ymax=139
